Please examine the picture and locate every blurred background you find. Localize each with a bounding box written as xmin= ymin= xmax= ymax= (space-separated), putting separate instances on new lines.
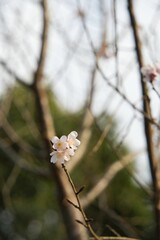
xmin=1 ymin=0 xmax=160 ymax=239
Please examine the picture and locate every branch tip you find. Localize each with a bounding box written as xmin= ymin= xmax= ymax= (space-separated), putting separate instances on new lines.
xmin=76 ymin=185 xmax=85 ymax=195
xmin=75 ymin=219 xmax=87 ymax=228
xmin=67 ymin=199 xmax=80 ymax=210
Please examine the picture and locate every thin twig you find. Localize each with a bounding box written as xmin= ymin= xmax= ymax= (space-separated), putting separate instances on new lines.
xmin=62 ymin=163 xmax=101 ymax=240
xmin=80 ymin=12 xmax=160 ymax=130
xmin=113 ymin=0 xmax=119 ymax=86
xmin=151 ymin=83 xmax=160 ymax=98
xmin=68 ymin=65 xmax=96 ymax=171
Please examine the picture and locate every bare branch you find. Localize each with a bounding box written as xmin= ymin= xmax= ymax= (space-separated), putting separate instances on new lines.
xmin=68 ymin=108 xmax=94 ymax=172
xmin=98 ymin=205 xmax=140 ymax=238
xmin=91 ymin=119 xmax=114 ymax=154
xmin=0 ymin=139 xmax=50 ymax=177
xmin=113 ymin=0 xmax=119 ymax=86
xmin=0 ymin=60 xmax=31 ymax=88
xmin=68 ymin=20 xmax=109 ymax=171
xmin=31 ymin=1 xmax=88 ymax=239
xmin=32 ymin=0 xmax=55 ymax=142
xmin=128 ymin=1 xmax=160 ymax=238
xmin=0 ymin=89 xmax=13 ymax=127
xmin=89 ymin=237 xmax=139 ymax=240
xmin=2 ymin=119 xmax=44 ymax=156
xmin=2 ymin=165 xmax=21 ymax=209
xmin=68 ymin=62 xmax=96 ymax=172
xmin=81 ymin=151 xmax=142 ymax=208
xmin=80 ymin=12 xmax=160 ymax=130
xmin=62 ymin=163 xmax=100 ymax=240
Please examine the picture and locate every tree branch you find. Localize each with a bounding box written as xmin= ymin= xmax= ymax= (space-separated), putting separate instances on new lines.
xmin=128 ymin=1 xmax=160 ymax=239
xmin=80 ymin=12 xmax=160 ymax=130
xmin=68 ymin=66 xmax=96 ymax=172
xmin=81 ymin=151 xmax=141 ymax=208
xmin=0 ymin=60 xmax=31 ymax=88
xmin=89 ymin=237 xmax=139 ymax=240
xmin=0 ymin=139 xmax=50 ymax=177
xmin=31 ymin=1 xmax=88 ymax=239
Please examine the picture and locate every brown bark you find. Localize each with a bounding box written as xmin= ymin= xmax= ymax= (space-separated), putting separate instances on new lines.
xmin=128 ymin=1 xmax=160 ymax=239
xmin=32 ymin=0 xmax=88 ymax=239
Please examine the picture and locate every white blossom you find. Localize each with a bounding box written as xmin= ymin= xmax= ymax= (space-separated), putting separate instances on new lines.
xmin=50 ymin=148 xmax=75 ymax=164
xmin=51 ymin=135 xmax=68 ymax=151
xmin=141 ymin=63 xmax=160 ymax=82
xmin=50 ymin=131 xmax=81 ymax=164
xmin=67 ymin=131 xmax=81 ymax=150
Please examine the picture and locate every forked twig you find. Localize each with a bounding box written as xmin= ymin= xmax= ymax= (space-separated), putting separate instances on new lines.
xmin=62 ymin=163 xmax=140 ymax=240
xmin=62 ymin=163 xmax=101 ymax=240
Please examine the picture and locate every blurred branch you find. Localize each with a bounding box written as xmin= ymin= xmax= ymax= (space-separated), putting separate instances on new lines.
xmin=0 ymin=139 xmax=50 ymax=177
xmin=97 ymin=63 xmax=160 ymax=129
xmin=113 ymin=0 xmax=119 ymax=86
xmin=2 ymin=165 xmax=21 ymax=209
xmin=2 ymin=118 xmax=44 ymax=156
xmin=13 ymin=95 xmax=42 ymax=142
xmin=33 ymin=0 xmax=49 ymax=86
xmin=68 ymin=66 xmax=96 ymax=172
xmin=100 ymin=207 xmax=139 ymax=238
xmin=90 ymin=99 xmax=126 ymax=156
xmin=68 ymin=108 xmax=94 ymax=172
xmin=0 ymin=60 xmax=31 ymax=88
xmin=114 ymin=114 xmax=136 ymax=149
xmin=0 ymin=89 xmax=13 ymax=127
xmin=62 ymin=163 xmax=100 ymax=240
xmin=31 ymin=1 xmax=88 ymax=239
xmin=128 ymin=1 xmax=160 ymax=239
xmin=32 ymin=0 xmax=55 ymax=142
xmin=89 ymin=237 xmax=139 ymax=240
xmin=50 ymin=22 xmax=84 ymax=81
xmin=91 ymin=121 xmax=113 ymax=154
xmin=69 ymin=14 xmax=109 ymax=172
xmin=80 ymin=11 xmax=160 ymax=130
xmin=104 ymin=132 xmax=152 ymax=198
xmin=81 ymin=151 xmax=141 ymax=208
xmin=0 ymin=90 xmax=46 ymax=158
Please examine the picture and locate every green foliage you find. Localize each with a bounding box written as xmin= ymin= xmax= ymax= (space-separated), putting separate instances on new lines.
xmin=0 ymin=85 xmax=154 ymax=239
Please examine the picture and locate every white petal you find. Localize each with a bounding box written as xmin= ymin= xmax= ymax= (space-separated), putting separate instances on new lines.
xmin=70 ymin=145 xmax=77 ymax=150
xmin=64 ymin=154 xmax=70 ymax=161
xmin=60 ymin=135 xmax=67 ymax=142
xmin=50 ymin=151 xmax=55 ymax=156
xmin=56 ymin=151 xmax=65 ymax=161
xmin=51 ymin=136 xmax=59 ymax=144
xmin=50 ymin=154 xmax=57 ymax=163
xmin=68 ymin=148 xmax=75 ymax=156
xmin=68 ymin=131 xmax=78 ymax=138
xmin=75 ymin=139 xmax=81 ymax=146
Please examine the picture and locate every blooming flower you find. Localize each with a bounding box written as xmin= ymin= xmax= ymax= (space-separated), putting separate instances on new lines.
xmin=50 ymin=148 xmax=75 ymax=164
xmin=67 ymin=131 xmax=81 ymax=150
xmin=50 ymin=131 xmax=81 ymax=164
xmin=141 ymin=65 xmax=158 ymax=82
xmin=51 ymin=135 xmax=68 ymax=151
xmin=141 ymin=63 xmax=160 ymax=83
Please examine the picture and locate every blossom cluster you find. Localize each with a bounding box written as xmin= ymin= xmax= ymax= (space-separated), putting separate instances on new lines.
xmin=141 ymin=63 xmax=160 ymax=82
xmin=50 ymin=131 xmax=80 ymax=164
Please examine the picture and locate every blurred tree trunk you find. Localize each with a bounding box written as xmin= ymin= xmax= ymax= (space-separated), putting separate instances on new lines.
xmin=31 ymin=0 xmax=88 ymax=239
xmin=128 ymin=1 xmax=160 ymax=239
